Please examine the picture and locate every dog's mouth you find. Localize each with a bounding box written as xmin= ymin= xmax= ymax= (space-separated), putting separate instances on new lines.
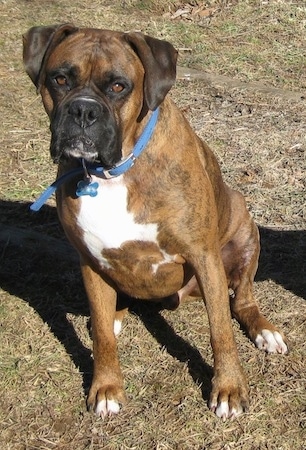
xmin=52 ymin=135 xmax=99 ymax=164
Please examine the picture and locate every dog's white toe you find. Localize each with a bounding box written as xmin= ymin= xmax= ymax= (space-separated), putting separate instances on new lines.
xmin=95 ymin=399 xmax=120 ymax=418
xmin=255 ymin=329 xmax=288 ymax=354
xmin=211 ymin=401 xmax=243 ymax=421
xmin=215 ymin=401 xmax=229 ymax=420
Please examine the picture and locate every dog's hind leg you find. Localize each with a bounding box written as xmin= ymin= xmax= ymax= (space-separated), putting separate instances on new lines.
xmin=222 ymin=197 xmax=288 ymax=355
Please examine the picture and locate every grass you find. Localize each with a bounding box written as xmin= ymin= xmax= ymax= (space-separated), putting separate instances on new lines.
xmin=0 ymin=0 xmax=306 ymax=449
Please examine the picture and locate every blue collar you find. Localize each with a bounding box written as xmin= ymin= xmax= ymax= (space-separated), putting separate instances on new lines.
xmin=30 ymin=107 xmax=160 ymax=211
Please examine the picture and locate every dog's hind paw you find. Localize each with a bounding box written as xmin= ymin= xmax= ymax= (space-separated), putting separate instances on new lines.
xmin=255 ymin=329 xmax=288 ymax=354
xmin=113 ymin=319 xmax=122 ymax=336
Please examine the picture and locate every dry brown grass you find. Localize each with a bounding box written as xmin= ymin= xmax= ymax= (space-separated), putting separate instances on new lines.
xmin=0 ymin=1 xmax=305 ymax=449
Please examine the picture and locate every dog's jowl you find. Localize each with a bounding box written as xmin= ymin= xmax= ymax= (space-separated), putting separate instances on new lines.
xmin=23 ymin=24 xmax=288 ymax=420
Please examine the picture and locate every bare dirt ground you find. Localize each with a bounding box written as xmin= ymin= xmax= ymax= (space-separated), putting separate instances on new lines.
xmin=0 ymin=1 xmax=305 ymax=449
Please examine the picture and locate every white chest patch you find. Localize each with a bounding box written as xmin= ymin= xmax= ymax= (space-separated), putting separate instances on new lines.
xmin=77 ymin=176 xmax=169 ymax=269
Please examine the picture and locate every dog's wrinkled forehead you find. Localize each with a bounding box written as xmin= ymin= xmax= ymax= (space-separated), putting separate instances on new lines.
xmin=46 ymin=30 xmax=142 ymax=82
xmin=23 ymin=24 xmax=178 ymax=111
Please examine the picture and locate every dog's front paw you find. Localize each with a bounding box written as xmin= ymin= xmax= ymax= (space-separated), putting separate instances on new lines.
xmin=209 ymin=371 xmax=249 ymax=420
xmin=95 ymin=397 xmax=120 ymax=417
xmin=87 ymin=383 xmax=127 ymax=419
xmin=255 ymin=329 xmax=288 ymax=354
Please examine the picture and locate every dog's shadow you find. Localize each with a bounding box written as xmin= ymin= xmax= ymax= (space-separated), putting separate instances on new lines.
xmin=0 ymin=199 xmax=305 ymax=403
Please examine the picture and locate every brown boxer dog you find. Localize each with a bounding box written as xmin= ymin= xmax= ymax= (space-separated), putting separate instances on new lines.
xmin=23 ymin=24 xmax=288 ymax=420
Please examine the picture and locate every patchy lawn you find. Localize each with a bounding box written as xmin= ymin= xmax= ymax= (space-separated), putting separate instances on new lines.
xmin=0 ymin=1 xmax=305 ymax=449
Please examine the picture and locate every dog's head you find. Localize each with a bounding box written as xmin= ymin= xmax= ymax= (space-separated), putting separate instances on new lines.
xmin=23 ymin=24 xmax=177 ymax=167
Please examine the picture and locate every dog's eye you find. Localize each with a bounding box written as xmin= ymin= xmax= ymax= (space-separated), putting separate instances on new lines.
xmin=54 ymin=75 xmax=68 ymax=86
xmin=111 ymin=83 xmax=125 ymax=93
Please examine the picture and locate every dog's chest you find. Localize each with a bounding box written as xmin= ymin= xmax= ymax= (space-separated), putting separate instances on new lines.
xmin=76 ymin=177 xmax=172 ymax=270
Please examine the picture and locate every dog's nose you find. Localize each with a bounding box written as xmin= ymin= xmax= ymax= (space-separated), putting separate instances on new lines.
xmin=68 ymin=98 xmax=101 ymax=128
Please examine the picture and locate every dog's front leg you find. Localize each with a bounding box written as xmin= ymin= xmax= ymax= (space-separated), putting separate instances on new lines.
xmin=80 ymin=259 xmax=127 ymax=418
xmin=192 ymin=248 xmax=249 ymax=420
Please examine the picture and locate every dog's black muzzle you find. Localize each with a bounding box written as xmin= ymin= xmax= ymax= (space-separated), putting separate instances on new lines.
xmin=50 ymin=93 xmax=122 ymax=167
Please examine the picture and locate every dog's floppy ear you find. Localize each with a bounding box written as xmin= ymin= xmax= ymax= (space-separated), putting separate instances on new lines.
xmin=124 ymin=32 xmax=178 ymax=111
xmin=23 ymin=23 xmax=78 ymax=91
